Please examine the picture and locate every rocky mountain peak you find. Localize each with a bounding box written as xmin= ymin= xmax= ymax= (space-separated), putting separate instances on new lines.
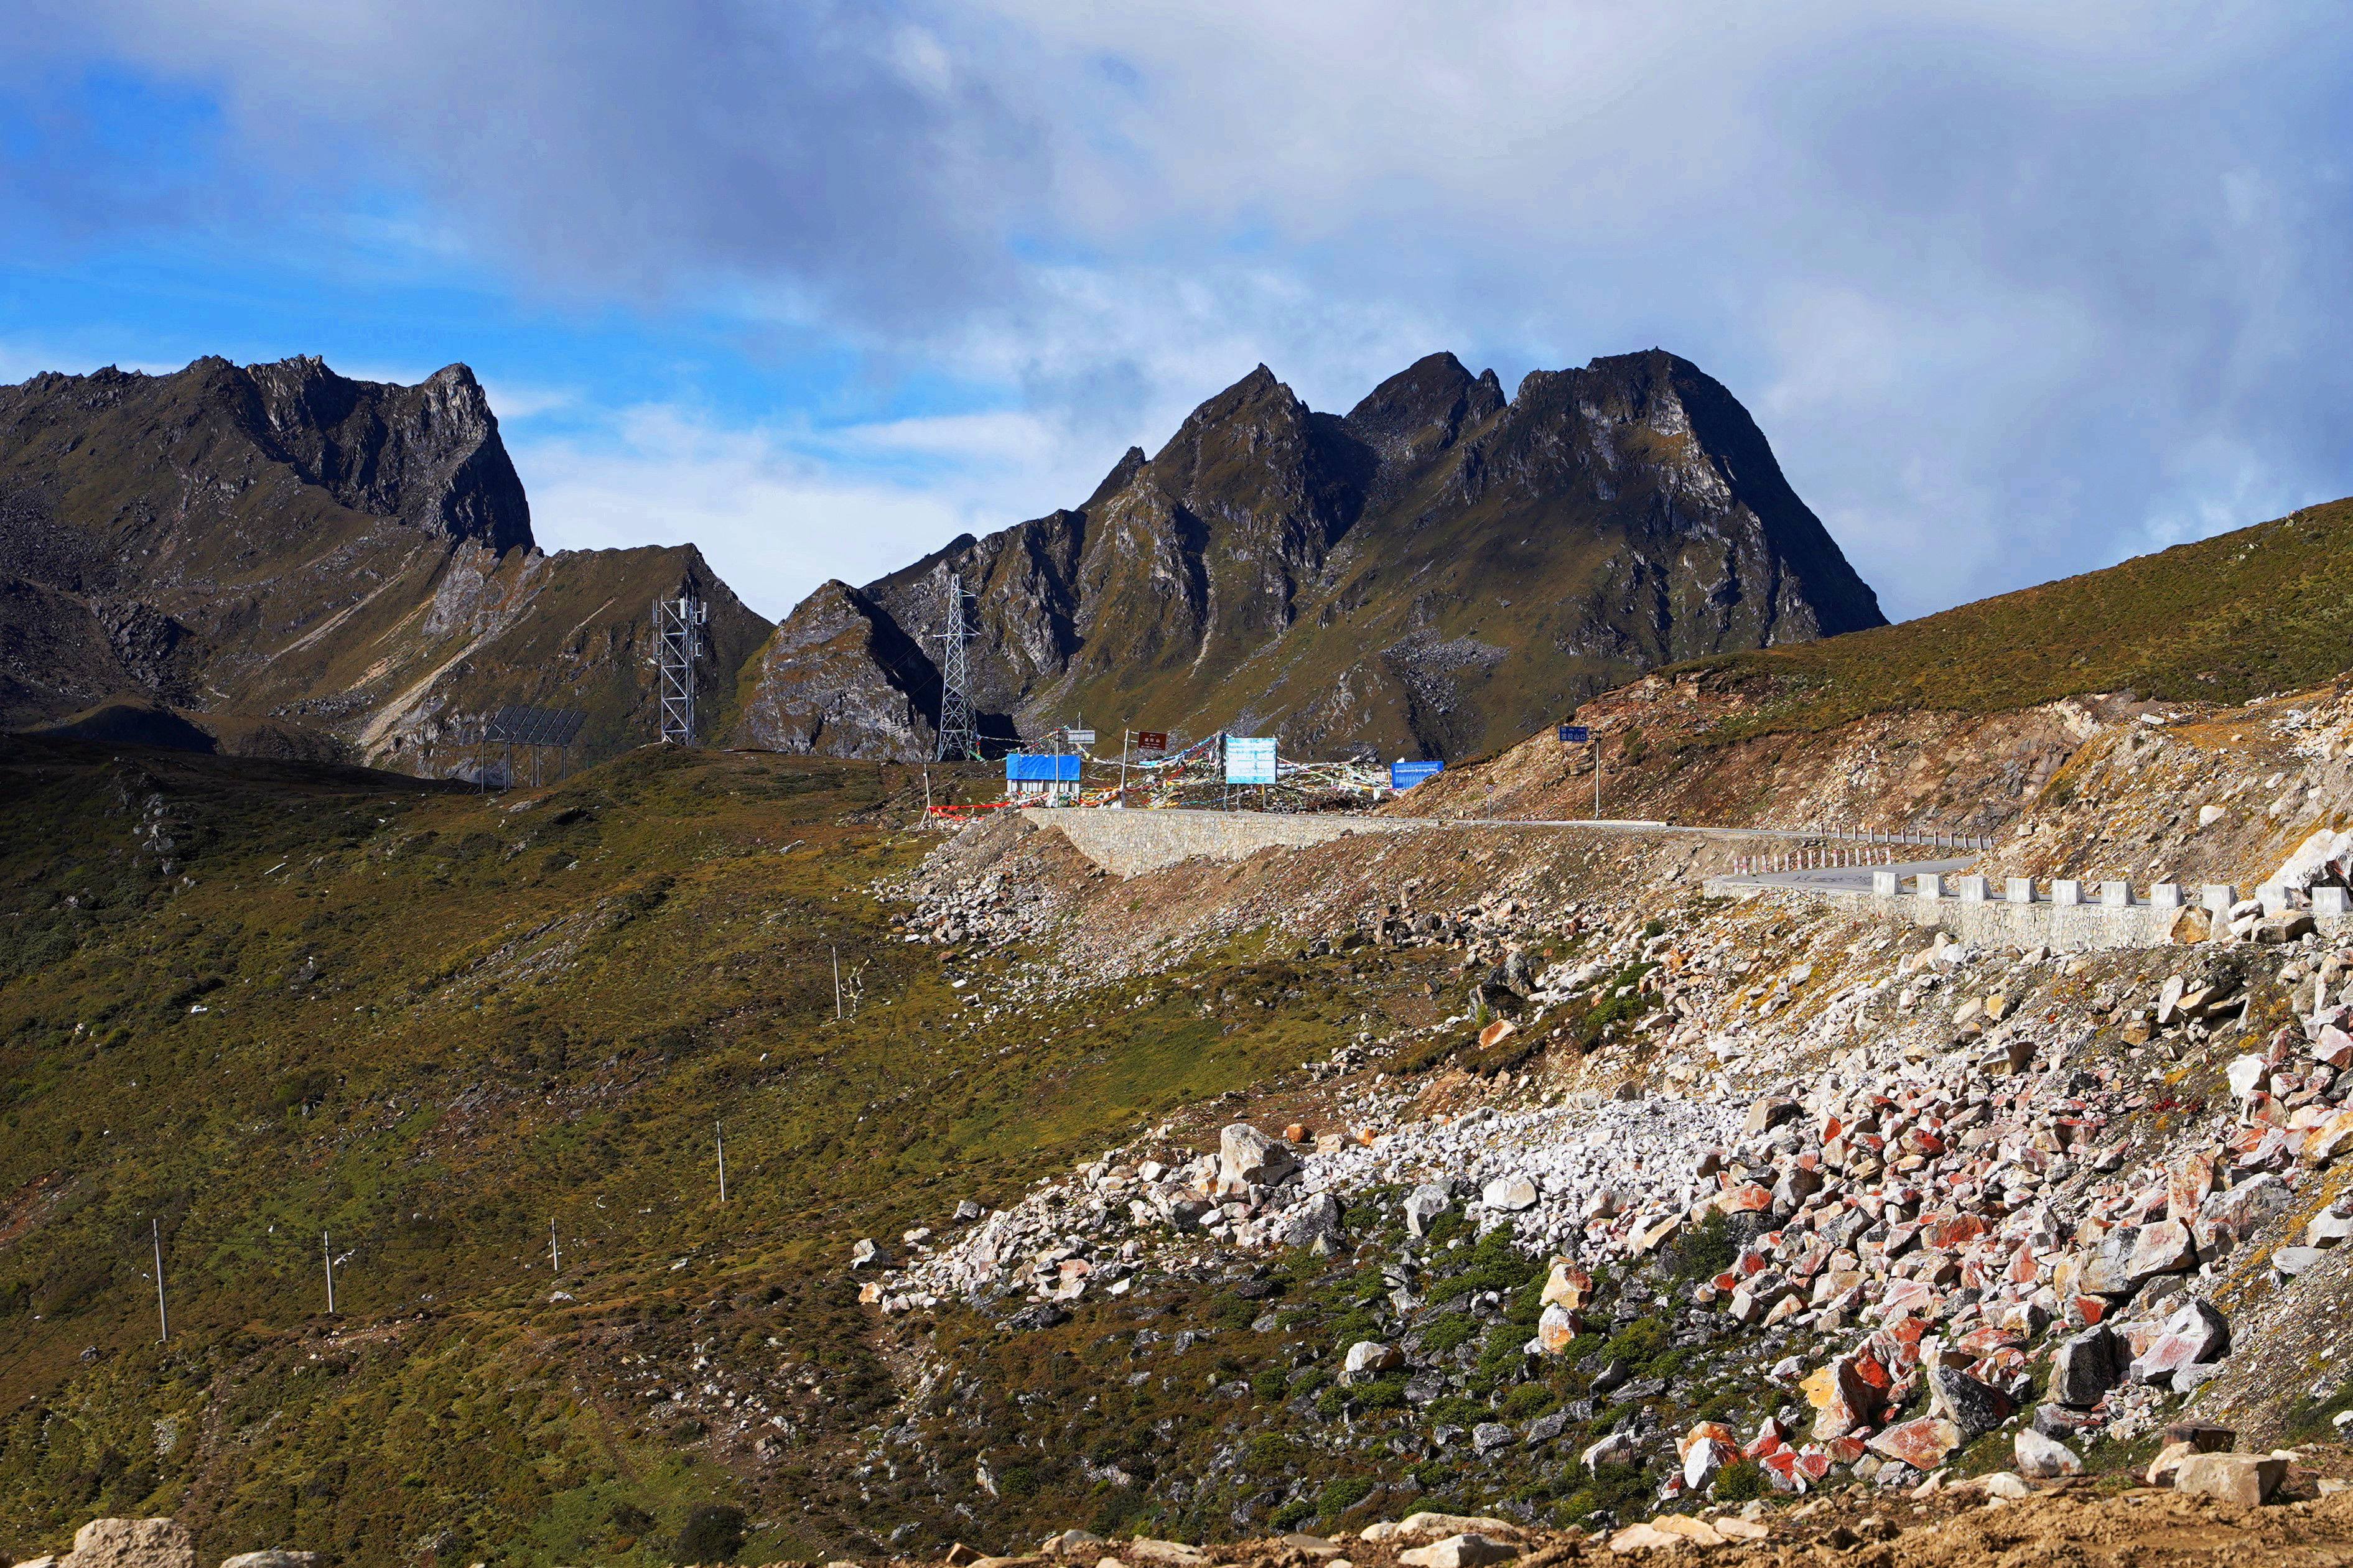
xmin=732 ymin=346 xmax=1888 ymax=762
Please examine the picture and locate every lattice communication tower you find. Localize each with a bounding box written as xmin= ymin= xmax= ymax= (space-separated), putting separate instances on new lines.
xmin=933 ymin=572 xmax=979 ymax=762
xmin=653 ymin=592 xmax=707 ymax=745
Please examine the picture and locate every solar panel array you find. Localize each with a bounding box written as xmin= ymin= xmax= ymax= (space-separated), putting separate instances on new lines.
xmin=483 ymin=705 xmax=587 ymax=746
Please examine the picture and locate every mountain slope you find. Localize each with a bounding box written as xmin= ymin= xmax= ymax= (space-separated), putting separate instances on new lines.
xmin=1662 ymin=493 xmax=2353 ymax=742
xmin=733 ymin=350 xmax=1886 ymax=761
xmin=0 ymin=357 xmax=769 ymax=766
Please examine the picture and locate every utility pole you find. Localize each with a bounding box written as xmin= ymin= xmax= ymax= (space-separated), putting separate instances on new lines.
xmin=653 ymin=591 xmax=707 ymax=745
xmin=323 ymin=1231 xmax=335 ymax=1315
xmin=933 ymin=573 xmax=978 ymax=762
xmin=152 ymin=1219 xmax=167 ymax=1342
xmin=549 ymin=1218 xmax=561 ymax=1273
xmin=1119 ymin=731 xmax=1130 ymax=804
xmin=1594 ymin=738 xmax=1603 ymax=819
xmin=715 ymin=1122 xmax=728 ymax=1205
xmin=832 ymin=946 xmax=843 ymax=1020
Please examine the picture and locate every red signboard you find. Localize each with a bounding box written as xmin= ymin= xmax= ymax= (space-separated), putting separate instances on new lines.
xmin=1134 ymin=731 xmax=1168 ymax=753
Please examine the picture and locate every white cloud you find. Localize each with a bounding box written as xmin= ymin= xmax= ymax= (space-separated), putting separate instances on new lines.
xmin=12 ymin=0 xmax=2353 ymax=623
xmin=510 ymin=401 xmax=1142 ymax=621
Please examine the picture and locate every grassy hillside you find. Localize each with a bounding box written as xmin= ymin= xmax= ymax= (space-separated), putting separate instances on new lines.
xmin=1676 ymin=495 xmax=2353 ymax=738
xmin=0 ymin=741 xmax=1361 ymax=1565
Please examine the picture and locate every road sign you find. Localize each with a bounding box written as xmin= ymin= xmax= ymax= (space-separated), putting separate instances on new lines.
xmin=1063 ymin=728 xmax=1097 ymax=746
xmin=1391 ymin=759 xmax=1444 ymax=789
xmin=1224 ymin=735 xmax=1277 ymax=785
xmin=1557 ymin=725 xmax=1590 ymax=744
xmin=1134 ymin=731 xmax=1168 ymax=754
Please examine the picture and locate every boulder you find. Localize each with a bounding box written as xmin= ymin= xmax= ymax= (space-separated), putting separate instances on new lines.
xmin=1682 ymin=1436 xmax=1731 ymax=1490
xmin=2227 ymin=1055 xmax=2272 ymax=1102
xmin=1394 ymin=1515 xmax=1522 ymax=1542
xmin=2270 ymin=1245 xmax=2326 ymax=1277
xmin=2128 ymin=1298 xmax=2229 ymax=1385
xmin=1276 ymin=1192 xmax=1344 ymax=1250
xmin=1399 ymin=1537 xmax=1516 ymax=1568
xmin=2193 ymin=1176 xmax=2294 ymax=1253
xmin=1605 ymin=1524 xmax=1683 ymax=1554
xmin=1481 ymin=1174 xmax=1539 ymax=1212
xmin=850 ymin=1237 xmax=891 ymax=1269
xmin=2077 ymin=1227 xmax=2141 ymax=1296
xmin=2301 ymin=1109 xmax=2353 ymax=1166
xmin=1804 ymin=1352 xmax=1888 ymax=1440
xmin=1541 ymin=1258 xmax=1594 ymax=1311
xmin=2014 ymin=1429 xmax=2082 ymax=1478
xmin=1535 ymin=1302 xmax=1578 ymax=1355
xmin=1342 ymin=1340 xmax=1403 ymax=1380
xmin=2172 ymin=1453 xmax=2287 ymax=1506
xmin=1867 ymin=1417 xmax=1965 ymax=1471
xmin=2051 ymin=1325 xmax=2123 ymax=1407
xmin=1743 ymin=1098 xmax=1801 ymax=1134
xmin=1927 ymin=1363 xmax=2016 ymax=1438
xmin=1128 ymin=1541 xmax=1210 ymax=1565
xmin=219 ymin=1554 xmax=323 ymax=1568
xmin=61 ymin=1521 xmax=193 ymax=1568
xmin=1219 ymin=1123 xmax=1298 ymax=1189
xmin=1404 ymin=1183 xmax=1453 ymax=1237
xmin=1582 ymin=1431 xmax=1639 ymax=1473
xmin=2127 ymin=1219 xmax=2197 ymax=1281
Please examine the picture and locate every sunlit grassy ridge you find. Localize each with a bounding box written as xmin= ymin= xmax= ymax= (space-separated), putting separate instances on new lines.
xmin=0 ymin=741 xmax=1351 ymax=1565
xmin=1674 ymin=496 xmax=2353 ymax=738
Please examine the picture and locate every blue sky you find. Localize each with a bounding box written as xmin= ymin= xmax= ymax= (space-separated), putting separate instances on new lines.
xmin=6 ymin=1 xmax=2351 ymax=624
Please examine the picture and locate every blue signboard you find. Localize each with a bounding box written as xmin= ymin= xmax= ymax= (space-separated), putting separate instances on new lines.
xmin=1391 ymin=759 xmax=1445 ymax=789
xmin=1005 ymin=753 xmax=1081 ymax=782
xmin=1557 ymin=725 xmax=1590 ymax=744
xmin=1224 ymin=735 xmax=1278 ymax=786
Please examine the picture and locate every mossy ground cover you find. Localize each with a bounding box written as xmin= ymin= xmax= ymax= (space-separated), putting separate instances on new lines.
xmin=0 ymin=739 xmax=1353 ymax=1564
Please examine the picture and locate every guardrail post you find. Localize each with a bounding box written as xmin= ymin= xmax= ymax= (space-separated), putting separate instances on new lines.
xmin=1957 ymin=875 xmax=1989 ymax=901
xmin=2150 ymin=883 xmax=2184 ymax=909
xmin=2051 ymin=879 xmax=2084 ymax=906
xmin=2100 ymin=881 xmax=2132 ymax=908
xmin=2316 ymin=886 xmax=2351 ymax=917
xmin=2006 ymin=876 xmax=2036 ymax=904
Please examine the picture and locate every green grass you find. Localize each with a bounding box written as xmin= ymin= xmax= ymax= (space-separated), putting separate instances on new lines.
xmin=0 ymin=738 xmax=1339 ymax=1563
xmin=1670 ymin=495 xmax=2353 ymax=740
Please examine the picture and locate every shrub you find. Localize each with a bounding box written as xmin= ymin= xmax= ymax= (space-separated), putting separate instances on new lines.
xmin=1244 ymin=1433 xmax=1296 ymax=1470
xmin=1320 ymin=1474 xmax=1376 ymax=1516
xmin=1420 ymin=1314 xmax=1477 ymax=1354
xmin=674 ymin=1504 xmax=745 ymax=1562
xmin=1499 ymin=1383 xmax=1557 ymax=1421
xmin=1712 ymin=1461 xmax=1768 ymax=1503
xmin=1668 ymin=1208 xmax=1736 ymax=1281
xmin=1270 ymin=1498 xmax=1317 ymax=1531
xmin=1252 ymin=1370 xmax=1288 ymax=1402
xmin=1603 ymin=1317 xmax=1670 ymax=1371
xmin=1359 ymin=1376 xmax=1407 ymax=1410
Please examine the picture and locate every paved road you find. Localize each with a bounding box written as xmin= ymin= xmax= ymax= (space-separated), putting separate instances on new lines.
xmin=1399 ymin=814 xmax=1993 ymax=852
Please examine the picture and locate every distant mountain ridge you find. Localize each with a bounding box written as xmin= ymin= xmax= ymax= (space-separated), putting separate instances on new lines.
xmin=0 ymin=355 xmax=767 ymax=769
xmin=731 ymin=349 xmax=1887 ymax=761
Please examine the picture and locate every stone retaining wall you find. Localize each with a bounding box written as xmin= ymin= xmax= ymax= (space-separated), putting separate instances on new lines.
xmin=1022 ymin=806 xmax=1416 ymax=876
xmin=1705 ymin=877 xmax=2353 ymax=951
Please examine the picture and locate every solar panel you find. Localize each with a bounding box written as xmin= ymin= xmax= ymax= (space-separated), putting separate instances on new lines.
xmin=485 ymin=705 xmax=588 ymax=746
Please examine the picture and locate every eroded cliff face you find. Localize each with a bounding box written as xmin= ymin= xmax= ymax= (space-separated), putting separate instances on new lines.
xmin=0 ymin=356 xmax=768 ymax=768
xmin=733 ymin=349 xmax=1886 ymax=761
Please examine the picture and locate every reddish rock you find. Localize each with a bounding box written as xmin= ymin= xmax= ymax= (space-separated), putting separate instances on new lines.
xmin=2166 ymin=1151 xmax=2216 ymax=1220
xmin=1924 ymin=1213 xmax=1988 ymax=1250
xmin=1804 ymin=1352 xmax=1888 ymax=1441
xmin=2127 ymin=1219 xmax=2197 ymax=1281
xmin=1867 ymin=1417 xmax=1965 ymax=1470
xmin=1723 ymin=1184 xmax=1774 ymax=1213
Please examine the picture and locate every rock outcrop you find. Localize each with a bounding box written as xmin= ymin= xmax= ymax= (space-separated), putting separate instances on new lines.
xmin=733 ymin=350 xmax=1886 ymax=761
xmin=0 ymin=356 xmax=770 ymax=768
